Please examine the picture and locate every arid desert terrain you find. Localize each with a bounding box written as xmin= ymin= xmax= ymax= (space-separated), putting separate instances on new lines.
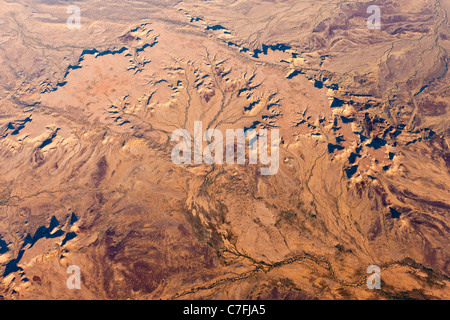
xmin=0 ymin=0 xmax=449 ymax=299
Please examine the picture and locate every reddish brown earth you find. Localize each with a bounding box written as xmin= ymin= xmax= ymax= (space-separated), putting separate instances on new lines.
xmin=0 ymin=0 xmax=449 ymax=299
